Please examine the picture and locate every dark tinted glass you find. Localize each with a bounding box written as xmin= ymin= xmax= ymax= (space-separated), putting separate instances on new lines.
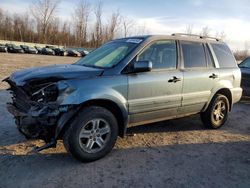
xmin=138 ymin=40 xmax=176 ymax=69
xmin=181 ymin=42 xmax=206 ymax=68
xmin=211 ymin=43 xmax=236 ymax=68
xmin=239 ymin=58 xmax=250 ymax=68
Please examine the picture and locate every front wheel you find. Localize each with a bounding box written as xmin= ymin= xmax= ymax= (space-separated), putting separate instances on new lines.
xmin=201 ymin=94 xmax=229 ymax=129
xmin=63 ymin=106 xmax=118 ymax=162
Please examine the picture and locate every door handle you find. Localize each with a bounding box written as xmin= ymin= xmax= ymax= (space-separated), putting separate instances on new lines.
xmin=168 ymin=76 xmax=181 ymax=83
xmin=209 ymin=73 xmax=218 ymax=79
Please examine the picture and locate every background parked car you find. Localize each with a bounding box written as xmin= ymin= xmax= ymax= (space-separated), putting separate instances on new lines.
xmin=53 ymin=48 xmax=67 ymax=56
xmin=41 ymin=47 xmax=55 ymax=55
xmin=45 ymin=45 xmax=56 ymax=51
xmin=34 ymin=46 xmax=43 ymax=54
xmin=77 ymin=49 xmax=89 ymax=57
xmin=239 ymin=57 xmax=250 ymax=96
xmin=20 ymin=45 xmax=38 ymax=54
xmin=5 ymin=44 xmax=24 ymax=53
xmin=20 ymin=45 xmax=28 ymax=51
xmin=67 ymin=49 xmax=81 ymax=57
xmin=0 ymin=43 xmax=7 ymax=52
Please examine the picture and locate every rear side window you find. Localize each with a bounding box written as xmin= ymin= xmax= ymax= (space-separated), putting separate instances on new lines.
xmin=211 ymin=43 xmax=236 ymax=68
xmin=181 ymin=41 xmax=206 ymax=68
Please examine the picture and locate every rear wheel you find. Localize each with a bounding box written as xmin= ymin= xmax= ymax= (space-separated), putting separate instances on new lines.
xmin=63 ymin=106 xmax=118 ymax=162
xmin=201 ymin=94 xmax=229 ymax=129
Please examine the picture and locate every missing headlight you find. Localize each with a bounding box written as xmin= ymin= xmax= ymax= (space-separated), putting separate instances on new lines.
xmin=31 ymin=83 xmax=59 ymax=102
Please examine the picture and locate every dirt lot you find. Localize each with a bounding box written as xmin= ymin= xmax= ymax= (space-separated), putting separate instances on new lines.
xmin=0 ymin=53 xmax=250 ymax=188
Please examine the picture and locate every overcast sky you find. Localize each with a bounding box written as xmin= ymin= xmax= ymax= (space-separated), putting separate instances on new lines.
xmin=1 ymin=0 xmax=250 ymax=50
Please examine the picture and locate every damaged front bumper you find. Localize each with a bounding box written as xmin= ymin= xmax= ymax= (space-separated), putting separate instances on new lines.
xmin=6 ymin=102 xmax=59 ymax=141
xmin=4 ymin=77 xmax=79 ymax=151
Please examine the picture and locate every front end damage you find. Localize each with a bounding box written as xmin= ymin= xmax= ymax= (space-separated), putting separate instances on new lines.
xmin=4 ymin=77 xmax=78 ymax=151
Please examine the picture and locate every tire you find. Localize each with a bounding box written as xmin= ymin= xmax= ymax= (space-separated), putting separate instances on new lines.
xmin=63 ymin=106 xmax=118 ymax=162
xmin=201 ymin=94 xmax=229 ymax=129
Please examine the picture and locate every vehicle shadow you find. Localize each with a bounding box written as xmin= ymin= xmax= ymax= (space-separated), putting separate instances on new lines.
xmin=127 ymin=114 xmax=205 ymax=135
xmin=0 ymin=141 xmax=250 ymax=188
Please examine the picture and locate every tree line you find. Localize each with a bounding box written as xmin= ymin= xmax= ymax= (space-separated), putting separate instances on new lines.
xmin=0 ymin=0 xmax=146 ymax=48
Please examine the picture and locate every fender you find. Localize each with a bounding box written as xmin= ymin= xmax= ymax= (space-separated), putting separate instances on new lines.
xmin=55 ymin=76 xmax=128 ymax=139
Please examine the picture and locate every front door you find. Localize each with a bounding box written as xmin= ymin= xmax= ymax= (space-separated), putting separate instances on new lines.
xmin=127 ymin=40 xmax=183 ymax=126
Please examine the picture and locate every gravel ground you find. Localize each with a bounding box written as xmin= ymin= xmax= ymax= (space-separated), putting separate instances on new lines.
xmin=0 ymin=53 xmax=250 ymax=188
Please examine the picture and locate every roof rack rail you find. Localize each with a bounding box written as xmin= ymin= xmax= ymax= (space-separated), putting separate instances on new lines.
xmin=171 ymin=33 xmax=220 ymax=42
xmin=202 ymin=36 xmax=221 ymax=42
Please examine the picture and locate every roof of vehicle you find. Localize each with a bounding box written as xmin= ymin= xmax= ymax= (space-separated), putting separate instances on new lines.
xmin=13 ymin=45 xmax=22 ymax=49
xmin=119 ymin=34 xmax=225 ymax=44
xmin=44 ymin=47 xmax=53 ymax=50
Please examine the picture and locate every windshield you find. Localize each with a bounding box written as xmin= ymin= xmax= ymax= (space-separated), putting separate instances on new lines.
xmin=74 ymin=39 xmax=141 ymax=68
xmin=239 ymin=58 xmax=250 ymax=68
xmin=46 ymin=48 xmax=53 ymax=52
xmin=13 ymin=45 xmax=21 ymax=49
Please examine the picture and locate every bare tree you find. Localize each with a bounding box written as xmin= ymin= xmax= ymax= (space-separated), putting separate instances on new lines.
xmin=73 ymin=0 xmax=90 ymax=46
xmin=13 ymin=14 xmax=24 ymax=41
xmin=0 ymin=0 xmax=152 ymax=47
xmin=200 ymin=26 xmax=211 ymax=37
xmin=185 ymin=24 xmax=194 ymax=35
xmin=60 ymin=21 xmax=72 ymax=47
xmin=93 ymin=1 xmax=103 ymax=47
xmin=30 ymin=0 xmax=60 ymax=43
xmin=121 ymin=16 xmax=134 ymax=37
xmin=134 ymin=22 xmax=148 ymax=36
xmin=215 ymin=31 xmax=226 ymax=41
xmin=0 ymin=8 xmax=4 ymax=39
xmin=234 ymin=41 xmax=250 ymax=61
xmin=3 ymin=14 xmax=13 ymax=40
xmin=104 ymin=10 xmax=120 ymax=41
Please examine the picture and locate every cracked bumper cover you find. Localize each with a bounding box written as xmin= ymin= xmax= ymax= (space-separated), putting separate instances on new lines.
xmin=7 ymin=102 xmax=61 ymax=140
xmin=4 ymin=76 xmax=79 ymax=142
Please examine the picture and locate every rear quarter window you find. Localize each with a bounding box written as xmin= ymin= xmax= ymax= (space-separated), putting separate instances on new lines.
xmin=211 ymin=43 xmax=236 ymax=68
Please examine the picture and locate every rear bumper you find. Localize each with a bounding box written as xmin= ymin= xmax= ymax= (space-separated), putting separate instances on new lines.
xmin=230 ymin=87 xmax=243 ymax=104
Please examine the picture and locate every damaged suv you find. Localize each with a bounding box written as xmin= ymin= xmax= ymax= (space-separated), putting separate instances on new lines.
xmin=4 ymin=34 xmax=242 ymax=162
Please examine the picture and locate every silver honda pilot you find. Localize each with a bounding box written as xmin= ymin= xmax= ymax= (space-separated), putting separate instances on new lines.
xmin=4 ymin=34 xmax=242 ymax=162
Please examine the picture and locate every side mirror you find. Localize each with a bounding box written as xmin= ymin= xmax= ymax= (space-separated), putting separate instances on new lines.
xmin=133 ymin=61 xmax=152 ymax=73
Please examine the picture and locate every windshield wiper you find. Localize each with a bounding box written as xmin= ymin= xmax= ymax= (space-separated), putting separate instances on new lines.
xmin=81 ymin=64 xmax=104 ymax=69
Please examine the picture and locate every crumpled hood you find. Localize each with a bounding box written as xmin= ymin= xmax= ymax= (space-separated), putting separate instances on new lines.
xmin=8 ymin=64 xmax=103 ymax=86
xmin=240 ymin=68 xmax=250 ymax=75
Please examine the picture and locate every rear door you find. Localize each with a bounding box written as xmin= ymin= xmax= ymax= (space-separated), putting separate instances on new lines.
xmin=178 ymin=41 xmax=219 ymax=115
xmin=127 ymin=40 xmax=183 ymax=126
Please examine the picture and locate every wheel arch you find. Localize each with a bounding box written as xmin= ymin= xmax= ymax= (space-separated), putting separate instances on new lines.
xmin=56 ymin=99 xmax=128 ymax=139
xmin=79 ymin=99 xmax=128 ymax=137
xmin=203 ymin=88 xmax=232 ymax=112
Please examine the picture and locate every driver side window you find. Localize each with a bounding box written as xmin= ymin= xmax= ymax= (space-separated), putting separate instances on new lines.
xmin=138 ymin=40 xmax=177 ymax=69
